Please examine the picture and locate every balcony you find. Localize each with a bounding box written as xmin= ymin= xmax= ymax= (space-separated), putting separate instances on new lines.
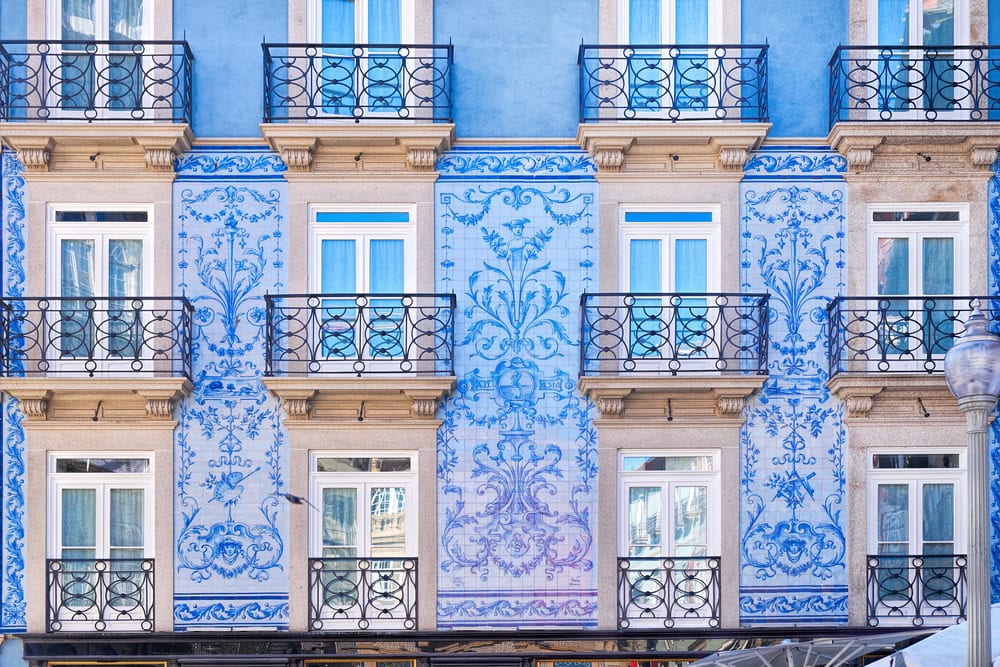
xmin=46 ymin=558 xmax=155 ymax=632
xmin=263 ymin=294 xmax=456 ymax=421
xmin=827 ymin=46 xmax=1000 ymax=172
xmin=0 ymin=40 xmax=193 ymax=174
xmin=578 ymin=293 xmax=768 ymax=419
xmin=0 ymin=296 xmax=194 ymax=421
xmin=576 ymin=45 xmax=770 ymax=172
xmin=260 ymin=43 xmax=455 ymax=173
xmin=308 ymin=557 xmax=417 ymax=631
xmin=826 ymin=296 xmax=999 ymax=417
xmin=617 ymin=556 xmax=721 ymax=629
xmin=867 ymin=554 xmax=967 ymax=627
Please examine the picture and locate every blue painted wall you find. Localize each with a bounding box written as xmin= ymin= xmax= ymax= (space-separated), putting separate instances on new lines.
xmin=434 ymin=0 xmax=597 ymax=138
xmin=742 ymin=0 xmax=848 ymax=137
xmin=173 ymin=0 xmax=285 ymax=137
xmin=0 ymin=0 xmax=26 ymax=41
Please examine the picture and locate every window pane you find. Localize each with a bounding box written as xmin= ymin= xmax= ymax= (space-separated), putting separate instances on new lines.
xmin=110 ymin=488 xmax=144 ymax=548
xmin=922 ymin=484 xmax=954 ymax=543
xmin=673 ymin=485 xmax=707 ymax=546
xmin=62 ymin=0 xmax=96 ymax=40
xmin=322 ymin=488 xmax=358 ymax=557
xmin=872 ymin=210 xmax=960 ymax=222
xmin=316 ymin=457 xmax=411 ymax=473
xmin=62 ymin=488 xmax=96 ymax=548
xmin=109 ymin=0 xmax=144 ymax=40
xmin=674 ymin=238 xmax=707 ymax=293
xmin=368 ymin=0 xmax=402 ymax=42
xmin=876 ymin=237 xmax=909 ymax=295
xmin=923 ymin=0 xmax=954 ymax=47
xmin=629 ymin=0 xmax=661 ymax=42
xmin=108 ymin=239 xmax=143 ymax=298
xmin=321 ymin=239 xmax=357 ymax=292
xmin=369 ymin=239 xmax=404 ymax=293
xmin=622 ymin=455 xmax=713 ymax=471
xmin=55 ymin=211 xmax=148 ymax=222
xmin=877 ymin=0 xmax=909 ymax=45
xmin=676 ymin=0 xmax=709 ymax=42
xmin=55 ymin=458 xmax=150 ymax=473
xmin=877 ymin=484 xmax=909 ymax=543
xmin=629 ymin=239 xmax=661 ymax=292
xmin=61 ymin=240 xmax=96 ymax=298
xmin=922 ymin=237 xmax=954 ymax=294
xmin=370 ymin=486 xmax=406 ymax=558
xmin=628 ymin=486 xmax=661 ymax=556
xmin=321 ymin=0 xmax=355 ymax=42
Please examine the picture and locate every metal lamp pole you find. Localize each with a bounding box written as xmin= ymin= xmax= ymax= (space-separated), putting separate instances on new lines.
xmin=944 ymin=305 xmax=1000 ymax=667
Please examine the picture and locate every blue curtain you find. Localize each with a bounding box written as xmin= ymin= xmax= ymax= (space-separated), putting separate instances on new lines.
xmin=629 ymin=239 xmax=663 ymax=358
xmin=629 ymin=239 xmax=661 ymax=292
xmin=877 ymin=237 xmax=909 ymax=295
xmin=628 ymin=0 xmax=662 ymax=111
xmin=368 ymin=0 xmax=401 ymax=42
xmin=369 ymin=239 xmax=404 ymax=358
xmin=321 ymin=0 xmax=356 ymax=114
xmin=877 ymin=483 xmax=909 ymax=548
xmin=629 ymin=0 xmax=661 ymax=42
xmin=878 ymin=0 xmax=909 ymax=44
xmin=61 ymin=488 xmax=97 ymax=557
xmin=675 ymin=0 xmax=709 ymax=110
xmin=675 ymin=239 xmax=708 ymax=355
xmin=367 ymin=0 xmax=403 ymax=111
xmin=676 ymin=0 xmax=708 ymax=42
xmin=320 ymin=239 xmax=359 ymax=359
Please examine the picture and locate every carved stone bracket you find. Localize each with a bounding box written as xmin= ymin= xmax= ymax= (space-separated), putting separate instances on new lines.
xmin=578 ymin=376 xmax=765 ymax=423
xmin=594 ymin=391 xmax=632 ymax=418
xmin=281 ymin=145 xmax=315 ymax=172
xmin=280 ymin=390 xmax=317 ymax=419
xmin=843 ymin=394 xmax=876 ymax=418
xmin=593 ymin=146 xmax=626 ymax=172
xmin=969 ymin=144 xmax=999 ymax=169
xmin=264 ymin=377 xmax=455 ymax=424
xmin=17 ymin=390 xmax=53 ymax=421
xmin=17 ymin=140 xmax=54 ymax=173
xmin=716 ymin=146 xmax=749 ymax=172
xmin=144 ymin=147 xmax=176 ymax=172
xmin=403 ymin=390 xmax=443 ymax=417
xmin=716 ymin=395 xmax=746 ymax=416
xmin=405 ymin=146 xmax=438 ymax=171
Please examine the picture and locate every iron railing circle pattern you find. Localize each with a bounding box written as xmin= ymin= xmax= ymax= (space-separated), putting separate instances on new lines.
xmin=578 ymin=44 xmax=769 ymax=123
xmin=617 ymin=556 xmax=722 ymax=629
xmin=45 ymin=558 xmax=155 ymax=633
xmin=0 ymin=296 xmax=194 ymax=380
xmin=580 ymin=292 xmax=770 ymax=376
xmin=826 ymin=296 xmax=1000 ymax=378
xmin=828 ymin=45 xmax=1000 ymax=127
xmin=265 ymin=293 xmax=455 ymax=377
xmin=307 ymin=557 xmax=418 ymax=631
xmin=262 ymin=43 xmax=453 ymax=123
xmin=866 ymin=553 xmax=967 ymax=628
xmin=0 ymin=40 xmax=193 ymax=123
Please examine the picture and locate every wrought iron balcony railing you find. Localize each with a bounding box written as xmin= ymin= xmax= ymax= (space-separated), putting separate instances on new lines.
xmin=0 ymin=40 xmax=193 ymax=123
xmin=46 ymin=558 xmax=154 ymax=632
xmin=578 ymin=44 xmax=768 ymax=122
xmin=265 ymin=293 xmax=455 ymax=377
xmin=868 ymin=554 xmax=967 ymax=627
xmin=829 ymin=45 xmax=1000 ymax=125
xmin=262 ymin=43 xmax=453 ymax=122
xmin=618 ymin=556 xmax=721 ymax=629
xmin=0 ymin=297 xmax=194 ymax=379
xmin=308 ymin=557 xmax=417 ymax=631
xmin=826 ymin=296 xmax=1000 ymax=377
xmin=580 ymin=293 xmax=769 ymax=376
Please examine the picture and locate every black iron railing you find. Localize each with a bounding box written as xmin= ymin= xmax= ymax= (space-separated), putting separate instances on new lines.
xmin=46 ymin=558 xmax=154 ymax=632
xmin=829 ymin=45 xmax=1000 ymax=125
xmin=308 ymin=557 xmax=417 ymax=631
xmin=262 ymin=43 xmax=453 ymax=122
xmin=265 ymin=293 xmax=455 ymax=377
xmin=867 ymin=554 xmax=967 ymax=627
xmin=618 ymin=556 xmax=721 ymax=629
xmin=0 ymin=297 xmax=194 ymax=379
xmin=578 ymin=44 xmax=768 ymax=122
xmin=827 ymin=296 xmax=1000 ymax=377
xmin=580 ymin=293 xmax=769 ymax=376
xmin=0 ymin=40 xmax=192 ymax=122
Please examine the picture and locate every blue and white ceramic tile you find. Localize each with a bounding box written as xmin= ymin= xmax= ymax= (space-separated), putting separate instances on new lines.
xmin=988 ymin=159 xmax=1000 ymax=601
xmin=435 ymin=147 xmax=599 ymax=628
xmin=739 ymin=147 xmax=849 ymax=624
xmin=0 ymin=150 xmax=26 ymax=631
xmin=172 ymin=148 xmax=291 ymax=629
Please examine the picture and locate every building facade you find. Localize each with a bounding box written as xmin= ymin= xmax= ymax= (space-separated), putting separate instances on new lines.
xmin=0 ymin=0 xmax=998 ymax=665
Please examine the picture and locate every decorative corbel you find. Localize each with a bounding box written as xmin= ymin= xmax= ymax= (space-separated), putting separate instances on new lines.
xmin=406 ymin=146 xmax=438 ymax=171
xmin=593 ymin=146 xmax=625 ymax=172
xmin=16 ymin=138 xmax=55 ymax=173
xmin=968 ymin=144 xmax=999 ymax=169
xmin=144 ymin=146 xmax=176 ymax=172
xmin=404 ymin=390 xmax=445 ymax=417
xmin=281 ymin=145 xmax=314 ymax=172
xmin=716 ymin=395 xmax=746 ymax=417
xmin=844 ymin=394 xmax=875 ymax=419
xmin=19 ymin=391 xmax=53 ymax=420
xmin=716 ymin=146 xmax=749 ymax=172
xmin=137 ymin=389 xmax=185 ymax=419
xmin=282 ymin=390 xmax=317 ymax=419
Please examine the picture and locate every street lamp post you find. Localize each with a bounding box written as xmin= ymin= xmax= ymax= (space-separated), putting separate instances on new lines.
xmin=944 ymin=305 xmax=1000 ymax=667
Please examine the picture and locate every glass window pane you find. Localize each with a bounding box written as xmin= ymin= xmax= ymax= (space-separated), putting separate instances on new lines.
xmin=622 ymin=455 xmax=713 ymax=471
xmin=322 ymin=488 xmax=358 ymax=556
xmin=368 ymin=0 xmax=402 ymax=42
xmin=877 ymin=237 xmax=909 ymax=295
xmin=871 ymin=454 xmax=959 ymax=469
xmin=369 ymin=239 xmax=404 ymax=293
xmin=55 ymin=458 xmax=150 ymax=473
xmin=673 ymin=485 xmax=707 ymax=546
xmin=629 ymin=239 xmax=662 ymax=292
xmin=674 ymin=238 xmax=707 ymax=293
xmin=922 ymin=483 xmax=954 ymax=543
xmin=321 ymin=239 xmax=357 ymax=293
xmin=628 ymin=486 xmax=661 ymax=555
xmin=676 ymin=0 xmax=709 ymax=42
xmin=315 ymin=457 xmax=411 ymax=473
xmin=61 ymin=239 xmax=96 ymax=298
xmin=370 ymin=486 xmax=406 ymax=558
xmin=923 ymin=0 xmax=954 ymax=46
xmin=108 ymin=239 xmax=143 ymax=298
xmin=109 ymin=0 xmax=144 ymax=40
xmin=321 ymin=0 xmax=355 ymax=42
xmin=922 ymin=237 xmax=954 ymax=295
xmin=878 ymin=0 xmax=909 ymax=45
xmin=62 ymin=488 xmax=96 ymax=548
xmin=109 ymin=488 xmax=144 ymax=549
xmin=62 ymin=0 xmax=96 ymax=40
xmin=629 ymin=0 xmax=661 ymax=42
xmin=877 ymin=484 xmax=909 ymax=543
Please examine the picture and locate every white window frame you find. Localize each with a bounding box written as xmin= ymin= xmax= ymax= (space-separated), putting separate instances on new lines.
xmin=617 ymin=0 xmax=723 ymax=43
xmin=866 ymin=0 xmax=969 ymax=46
xmin=46 ymin=453 xmax=155 ymax=631
xmin=307 ymin=0 xmax=416 ymax=43
xmin=620 ymin=206 xmax=721 ymax=293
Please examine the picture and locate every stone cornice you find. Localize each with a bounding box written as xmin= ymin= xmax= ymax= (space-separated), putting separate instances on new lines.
xmin=0 ymin=122 xmax=193 ymax=178
xmin=576 ymin=122 xmax=770 ymax=176
xmin=0 ymin=377 xmax=193 ymax=423
xmin=828 ymin=122 xmax=1000 ymax=176
xmin=263 ymin=376 xmax=456 ymax=423
xmin=577 ymin=375 xmax=766 ymax=421
xmin=259 ymin=123 xmax=455 ymax=177
xmin=826 ymin=373 xmax=963 ymax=421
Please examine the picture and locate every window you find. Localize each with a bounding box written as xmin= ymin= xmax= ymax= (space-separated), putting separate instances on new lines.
xmin=47 ymin=455 xmax=154 ymax=629
xmin=867 ymin=206 xmax=968 ymax=360
xmin=867 ymin=451 xmax=966 ymax=621
xmin=47 ymin=208 xmax=153 ymax=364
xmin=618 ymin=0 xmax=723 ymax=114
xmin=310 ymin=209 xmax=415 ymax=364
xmin=869 ymin=0 xmax=966 ymax=47
xmin=309 ymin=454 xmax=417 ymax=629
xmin=308 ymin=0 xmax=415 ymax=115
xmin=620 ymin=209 xmax=720 ymax=363
xmin=47 ymin=0 xmax=152 ymax=113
